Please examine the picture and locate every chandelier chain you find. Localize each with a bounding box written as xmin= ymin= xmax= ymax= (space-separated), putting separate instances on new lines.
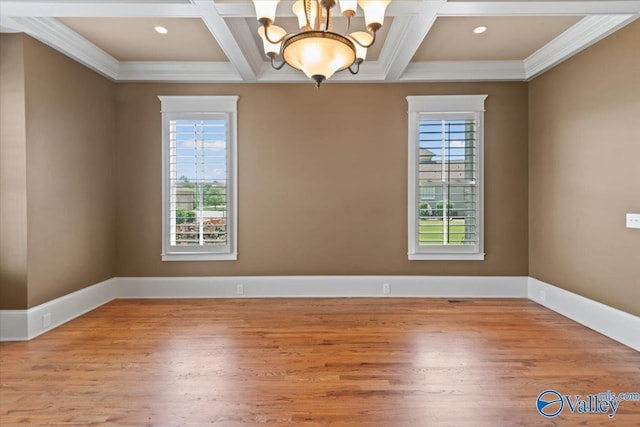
xmin=305 ymin=0 xmax=312 ymax=29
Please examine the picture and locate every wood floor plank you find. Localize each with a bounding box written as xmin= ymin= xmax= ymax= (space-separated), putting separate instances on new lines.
xmin=1 ymin=298 xmax=639 ymax=426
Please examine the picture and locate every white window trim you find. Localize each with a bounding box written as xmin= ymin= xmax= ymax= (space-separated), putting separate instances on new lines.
xmin=159 ymin=96 xmax=239 ymax=261
xmin=407 ymin=95 xmax=487 ymax=261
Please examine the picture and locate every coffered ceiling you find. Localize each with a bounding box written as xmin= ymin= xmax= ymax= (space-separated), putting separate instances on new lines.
xmin=1 ymin=1 xmax=638 ymax=83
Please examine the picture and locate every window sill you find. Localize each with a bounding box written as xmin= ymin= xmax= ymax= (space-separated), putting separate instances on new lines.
xmin=408 ymin=253 xmax=485 ymax=261
xmin=162 ymin=252 xmax=238 ymax=262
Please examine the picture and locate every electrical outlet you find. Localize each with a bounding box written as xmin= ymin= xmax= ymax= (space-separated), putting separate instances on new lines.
xmin=626 ymin=213 xmax=640 ymax=229
xmin=539 ymin=290 xmax=546 ymax=302
xmin=382 ymin=283 xmax=390 ymax=295
xmin=237 ymin=284 xmax=244 ymax=295
xmin=43 ymin=313 xmax=51 ymax=328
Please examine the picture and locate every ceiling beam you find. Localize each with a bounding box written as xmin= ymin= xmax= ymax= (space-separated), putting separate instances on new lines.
xmin=193 ymin=0 xmax=258 ymax=81
xmin=0 ymin=1 xmax=200 ymax=17
xmin=384 ymin=1 xmax=444 ymax=81
xmin=214 ymin=1 xmax=424 ymax=18
xmin=0 ymin=0 xmax=426 ymax=19
xmin=439 ymin=1 xmax=640 ymax=17
xmin=225 ymin=17 xmax=265 ymax=80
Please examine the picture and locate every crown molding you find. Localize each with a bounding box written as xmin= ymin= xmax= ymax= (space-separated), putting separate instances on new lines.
xmin=400 ymin=61 xmax=527 ymax=82
xmin=118 ymin=61 xmax=242 ymax=82
xmin=9 ymin=17 xmax=119 ymax=80
xmin=118 ymin=61 xmax=527 ymax=83
xmin=524 ymin=14 xmax=639 ymax=79
xmin=256 ymin=58 xmax=389 ymax=83
xmin=329 ymin=60 xmax=388 ymax=82
xmin=256 ymin=64 xmax=314 ymax=83
xmin=0 ymin=15 xmax=21 ymax=33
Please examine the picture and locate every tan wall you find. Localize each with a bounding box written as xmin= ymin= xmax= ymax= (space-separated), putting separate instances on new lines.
xmin=528 ymin=21 xmax=640 ymax=316
xmin=20 ymin=36 xmax=117 ymax=307
xmin=116 ymin=82 xmax=528 ymax=277
xmin=0 ymin=34 xmax=28 ymax=309
xmin=4 ymin=21 xmax=638 ymax=312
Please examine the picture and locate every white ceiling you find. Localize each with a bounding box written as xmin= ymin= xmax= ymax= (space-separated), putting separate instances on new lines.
xmin=0 ymin=1 xmax=638 ymax=83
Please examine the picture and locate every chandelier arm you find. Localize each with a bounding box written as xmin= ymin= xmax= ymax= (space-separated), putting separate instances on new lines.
xmin=269 ymin=54 xmax=287 ymax=71
xmin=351 ymin=29 xmax=377 ymax=49
xmin=262 ymin=24 xmax=288 ymax=45
xmin=348 ymin=59 xmax=363 ymax=75
xmin=325 ymin=5 xmax=331 ymax=31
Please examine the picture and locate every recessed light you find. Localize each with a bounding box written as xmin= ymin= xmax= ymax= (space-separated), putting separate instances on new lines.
xmin=154 ymin=26 xmax=168 ymax=35
xmin=473 ymin=26 xmax=487 ymax=34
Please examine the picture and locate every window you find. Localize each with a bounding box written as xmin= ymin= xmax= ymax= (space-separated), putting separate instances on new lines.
xmin=159 ymin=96 xmax=238 ymax=261
xmin=407 ymin=95 xmax=487 ymax=260
xmin=420 ymin=186 xmax=436 ymax=201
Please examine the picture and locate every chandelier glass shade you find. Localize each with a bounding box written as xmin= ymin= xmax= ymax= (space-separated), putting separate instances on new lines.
xmin=253 ymin=0 xmax=390 ymax=87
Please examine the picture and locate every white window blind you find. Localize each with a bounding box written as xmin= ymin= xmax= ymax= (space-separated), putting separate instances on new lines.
xmin=407 ymin=95 xmax=487 ymax=261
xmin=160 ymin=96 xmax=238 ymax=261
xmin=169 ymin=117 xmax=228 ymax=246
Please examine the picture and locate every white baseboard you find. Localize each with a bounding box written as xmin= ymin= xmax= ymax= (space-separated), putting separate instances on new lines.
xmin=1 ymin=275 xmax=525 ymax=341
xmin=0 ymin=310 xmax=28 ymax=341
xmin=2 ymin=275 xmax=638 ymax=353
xmin=528 ymin=277 xmax=640 ymax=352
xmin=117 ymin=275 xmax=528 ymax=298
xmin=0 ymin=278 xmax=117 ymax=342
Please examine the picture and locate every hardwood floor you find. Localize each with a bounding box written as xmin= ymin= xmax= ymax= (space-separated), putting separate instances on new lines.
xmin=1 ymin=298 xmax=639 ymax=426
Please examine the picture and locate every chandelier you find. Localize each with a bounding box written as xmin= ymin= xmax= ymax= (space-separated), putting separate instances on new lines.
xmin=252 ymin=0 xmax=390 ymax=87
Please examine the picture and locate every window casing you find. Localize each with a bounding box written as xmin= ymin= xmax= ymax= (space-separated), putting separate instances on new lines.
xmin=407 ymin=95 xmax=487 ymax=260
xmin=159 ymin=96 xmax=238 ymax=261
